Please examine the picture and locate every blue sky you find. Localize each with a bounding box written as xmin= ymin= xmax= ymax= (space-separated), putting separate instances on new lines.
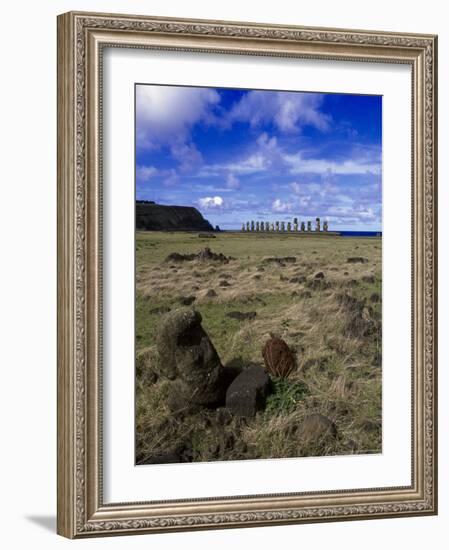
xmin=135 ymin=84 xmax=382 ymax=231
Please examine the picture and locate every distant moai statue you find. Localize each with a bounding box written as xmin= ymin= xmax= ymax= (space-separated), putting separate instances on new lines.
xmin=316 ymin=217 xmax=321 ymax=232
xmin=281 ymin=221 xmax=285 ymax=232
xmin=293 ymin=217 xmax=298 ymax=231
xmin=266 ymin=221 xmax=270 ymax=232
xmin=323 ymin=220 xmax=329 ymax=232
xmin=287 ymin=222 xmax=292 ymax=231
xmin=242 ymin=223 xmax=245 ymax=232
xmin=260 ymin=221 xmax=265 ymax=231
xmin=307 ymin=221 xmax=312 ymax=232
xmin=246 ymin=221 xmax=250 ymax=232
xmin=301 ymin=221 xmax=305 ymax=232
xmin=251 ymin=220 xmax=255 ymax=232
xmin=275 ymin=221 xmax=280 ymax=232
xmin=256 ymin=221 xmax=260 ymax=232
xmin=271 ymin=222 xmax=275 ymax=232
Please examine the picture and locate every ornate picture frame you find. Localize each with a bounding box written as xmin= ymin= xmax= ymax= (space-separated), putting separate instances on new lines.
xmin=57 ymin=11 xmax=437 ymax=538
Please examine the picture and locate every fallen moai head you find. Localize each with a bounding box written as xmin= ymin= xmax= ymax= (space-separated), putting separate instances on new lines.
xmin=156 ymin=308 xmax=227 ymax=407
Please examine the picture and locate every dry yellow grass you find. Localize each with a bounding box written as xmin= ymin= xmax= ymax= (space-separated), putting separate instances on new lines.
xmin=136 ymin=231 xmax=382 ymax=463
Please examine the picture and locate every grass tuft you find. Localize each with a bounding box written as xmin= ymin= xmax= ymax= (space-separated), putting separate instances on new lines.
xmin=265 ymin=377 xmax=309 ymax=415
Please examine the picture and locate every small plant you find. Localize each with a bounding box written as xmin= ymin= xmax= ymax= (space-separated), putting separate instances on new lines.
xmin=265 ymin=378 xmax=309 ymax=415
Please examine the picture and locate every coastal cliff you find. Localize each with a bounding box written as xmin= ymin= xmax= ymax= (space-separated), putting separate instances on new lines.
xmin=136 ymin=201 xmax=214 ymax=232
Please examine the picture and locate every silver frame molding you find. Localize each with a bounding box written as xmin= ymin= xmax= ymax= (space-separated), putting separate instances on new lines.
xmin=57 ymin=11 xmax=438 ymax=538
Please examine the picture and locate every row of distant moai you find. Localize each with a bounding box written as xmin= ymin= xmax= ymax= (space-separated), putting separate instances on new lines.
xmin=241 ymin=217 xmax=328 ymax=232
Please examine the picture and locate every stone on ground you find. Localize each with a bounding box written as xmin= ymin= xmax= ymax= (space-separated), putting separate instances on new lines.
xmin=298 ymin=414 xmax=337 ymax=444
xmin=156 ymin=307 xmax=226 ymax=406
xmin=225 ymin=366 xmax=271 ymax=417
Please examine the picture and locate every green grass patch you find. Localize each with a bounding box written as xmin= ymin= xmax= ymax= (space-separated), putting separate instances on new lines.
xmin=265 ymin=377 xmax=309 ymax=415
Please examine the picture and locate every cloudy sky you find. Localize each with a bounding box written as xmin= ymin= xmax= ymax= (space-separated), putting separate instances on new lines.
xmin=135 ymin=84 xmax=382 ymax=231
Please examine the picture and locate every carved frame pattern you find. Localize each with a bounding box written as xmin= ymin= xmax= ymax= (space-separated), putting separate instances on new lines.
xmin=57 ymin=11 xmax=437 ymax=538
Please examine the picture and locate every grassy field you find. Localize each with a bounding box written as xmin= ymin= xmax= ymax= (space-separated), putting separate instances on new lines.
xmin=135 ymin=231 xmax=382 ymax=464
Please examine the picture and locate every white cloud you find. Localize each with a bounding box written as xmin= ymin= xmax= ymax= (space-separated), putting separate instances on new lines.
xmin=136 ymin=85 xmax=220 ymax=174
xmin=335 ymin=194 xmax=354 ymax=204
xmin=198 ymin=196 xmax=225 ymax=209
xmin=170 ymin=142 xmax=203 ymax=173
xmin=163 ymin=169 xmax=180 ymax=187
xmin=284 ymin=152 xmax=381 ymax=175
xmin=327 ymin=205 xmax=356 ymax=216
xmin=356 ymin=206 xmax=376 ymax=220
xmin=266 ymin=174 xmax=380 ymax=228
xmin=227 ymin=153 xmax=268 ymax=174
xmin=201 ymin=153 xmax=269 ymax=177
xmin=289 ymin=181 xmax=301 ymax=194
xmin=226 ymin=174 xmax=240 ymax=189
xmin=136 ymin=165 xmax=158 ymax=182
xmin=272 ymin=198 xmax=293 ymax=213
xmin=200 ymin=132 xmax=281 ymax=177
xmin=299 ymin=196 xmax=311 ymax=208
xmin=228 ymin=91 xmax=331 ymax=133
xmin=136 ymin=85 xmax=220 ymax=146
xmin=256 ymin=132 xmax=278 ymax=150
xmin=289 ymin=181 xmax=324 ymax=197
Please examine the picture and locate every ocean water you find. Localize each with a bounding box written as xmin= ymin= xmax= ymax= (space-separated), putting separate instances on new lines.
xmin=222 ymin=229 xmax=382 ymax=237
xmin=339 ymin=231 xmax=382 ymax=237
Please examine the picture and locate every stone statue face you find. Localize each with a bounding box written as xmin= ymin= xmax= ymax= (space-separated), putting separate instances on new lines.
xmin=156 ymin=308 xmax=225 ymax=406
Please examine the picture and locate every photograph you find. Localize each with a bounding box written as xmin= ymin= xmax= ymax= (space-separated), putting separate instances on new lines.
xmin=134 ymin=84 xmax=383 ymax=465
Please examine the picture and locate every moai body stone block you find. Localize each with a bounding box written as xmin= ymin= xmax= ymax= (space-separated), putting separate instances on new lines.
xmin=307 ymin=221 xmax=312 ymax=232
xmin=281 ymin=222 xmax=285 ymax=232
xmin=301 ymin=222 xmax=305 ymax=232
xmin=316 ymin=217 xmax=321 ymax=232
xmin=225 ymin=366 xmax=271 ymax=417
xmin=287 ymin=222 xmax=291 ymax=231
